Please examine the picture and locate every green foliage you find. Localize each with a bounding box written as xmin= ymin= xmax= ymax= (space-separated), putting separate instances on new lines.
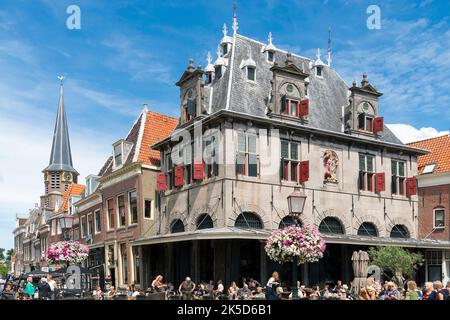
xmin=6 ymin=249 xmax=14 ymax=261
xmin=368 ymin=246 xmax=424 ymax=277
xmin=0 ymin=264 xmax=8 ymax=277
xmin=0 ymin=248 xmax=5 ymax=261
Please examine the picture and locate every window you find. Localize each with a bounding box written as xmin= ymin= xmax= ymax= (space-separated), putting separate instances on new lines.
xmin=206 ymin=73 xmax=213 ymax=85
xmin=391 ymin=160 xmax=406 ymax=195
xmin=204 ymin=135 xmax=218 ymax=178
xmin=316 ymin=66 xmax=323 ymax=77
xmin=234 ymin=212 xmax=263 ymax=229
xmin=129 ymin=191 xmax=138 ymax=224
xmin=165 ymin=152 xmax=174 ymax=189
xmin=247 ymin=66 xmax=256 ymax=81
xmin=357 ymin=222 xmax=378 ymax=237
xmin=51 ymin=173 xmax=60 ymax=190
xmin=423 ymin=163 xmax=436 ymax=174
xmin=94 ymin=210 xmax=101 ymax=233
xmin=358 ymin=113 xmax=374 ymax=132
xmin=236 ymin=132 xmax=258 ymax=177
xmin=319 ymin=217 xmax=344 ymax=234
xmin=278 ymin=216 xmax=301 ymax=229
xmin=81 ymin=216 xmax=86 ymax=238
xmin=280 ymin=141 xmax=299 ymax=182
xmin=171 ymin=219 xmax=185 ymax=233
xmin=107 ymin=198 xmax=115 ymax=230
xmin=390 ymin=225 xmax=409 ymax=238
xmin=117 ymin=195 xmax=126 ymax=227
xmin=87 ymin=213 xmax=93 ymax=236
xmin=215 ymin=66 xmax=222 ymax=80
xmin=222 ymin=43 xmax=228 ymax=55
xmin=144 ymin=200 xmax=153 ymax=219
xmin=359 ymin=154 xmax=375 ymax=192
xmin=114 ymin=144 xmax=122 ymax=167
xmin=280 ymin=96 xmax=300 ymax=117
xmin=268 ymin=51 xmax=274 ymax=62
xmin=434 ymin=208 xmax=445 ymax=228
xmin=196 ymin=214 xmax=214 ymax=230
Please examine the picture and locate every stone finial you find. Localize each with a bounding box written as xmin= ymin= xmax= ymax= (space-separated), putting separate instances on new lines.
xmin=268 ymin=32 xmax=273 ymax=45
xmin=361 ymin=73 xmax=369 ymax=86
xmin=286 ymin=52 xmax=294 ymax=65
xmin=197 ymin=64 xmax=202 ymax=71
xmin=223 ymin=23 xmax=228 ymax=37
xmin=207 ymin=52 xmax=212 ymax=65
xmin=188 ymin=58 xmax=195 ymax=72
xmin=352 ymin=80 xmax=357 ymax=87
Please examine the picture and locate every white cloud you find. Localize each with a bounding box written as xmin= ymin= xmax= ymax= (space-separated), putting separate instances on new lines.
xmin=387 ymin=123 xmax=449 ymax=144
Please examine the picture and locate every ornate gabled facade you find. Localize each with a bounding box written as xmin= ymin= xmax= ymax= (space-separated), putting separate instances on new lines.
xmin=145 ymin=10 xmax=435 ymax=287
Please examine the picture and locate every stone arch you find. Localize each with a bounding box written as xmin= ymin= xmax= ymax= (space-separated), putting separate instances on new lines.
xmin=279 ymin=81 xmax=301 ymax=99
xmin=234 ymin=212 xmax=264 ymax=229
xmin=355 ymin=215 xmax=385 ymax=237
xmin=318 ymin=216 xmax=346 ymax=235
xmin=314 ymin=209 xmax=351 ymax=234
xmin=386 ymin=217 xmax=415 ymax=238
xmin=188 ymin=205 xmax=218 ymax=231
xmin=357 ymin=101 xmax=375 ymax=116
xmin=273 ymin=211 xmax=314 ymax=230
xmin=164 ymin=210 xmax=188 ymax=234
xmin=170 ymin=219 xmax=185 ymax=233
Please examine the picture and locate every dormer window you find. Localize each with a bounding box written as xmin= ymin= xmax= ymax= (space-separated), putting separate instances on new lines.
xmin=423 ymin=163 xmax=436 ymax=174
xmin=222 ymin=43 xmax=228 ymax=56
xmin=358 ymin=113 xmax=374 ymax=131
xmin=183 ymin=89 xmax=196 ymax=123
xmin=267 ymin=51 xmax=274 ymax=63
xmin=215 ymin=65 xmax=222 ymax=80
xmin=112 ymin=140 xmax=133 ymax=169
xmin=316 ymin=66 xmax=323 ymax=77
xmin=206 ymin=73 xmax=213 ymax=85
xmin=247 ymin=66 xmax=256 ymax=81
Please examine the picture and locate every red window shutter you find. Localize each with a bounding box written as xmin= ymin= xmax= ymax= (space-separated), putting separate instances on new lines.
xmin=406 ymin=177 xmax=417 ymax=196
xmin=299 ymin=161 xmax=309 ymax=183
xmin=374 ymin=117 xmax=384 ymax=133
xmin=284 ymin=161 xmax=289 ymax=181
xmin=156 ymin=173 xmax=167 ymax=191
xmin=299 ymin=99 xmax=309 ymax=117
xmin=174 ymin=166 xmax=184 ymax=187
xmin=193 ymin=160 xmax=204 ymax=181
xmin=375 ymin=173 xmax=385 ymax=193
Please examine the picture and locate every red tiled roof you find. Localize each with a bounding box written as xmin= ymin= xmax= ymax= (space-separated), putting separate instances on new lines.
xmin=138 ymin=111 xmax=179 ymax=166
xmin=408 ymin=134 xmax=450 ymax=174
xmin=58 ymin=183 xmax=85 ymax=213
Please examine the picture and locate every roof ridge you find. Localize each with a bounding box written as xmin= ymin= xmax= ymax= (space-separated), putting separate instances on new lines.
xmin=407 ymin=133 xmax=450 ymax=145
xmin=146 ymin=110 xmax=178 ymax=120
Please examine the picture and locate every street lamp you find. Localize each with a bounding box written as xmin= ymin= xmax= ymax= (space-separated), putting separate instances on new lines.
xmin=58 ymin=215 xmax=74 ymax=241
xmin=287 ymin=188 xmax=307 ymax=300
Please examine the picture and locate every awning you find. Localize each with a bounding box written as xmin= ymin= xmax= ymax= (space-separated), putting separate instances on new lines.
xmin=131 ymin=227 xmax=450 ymax=250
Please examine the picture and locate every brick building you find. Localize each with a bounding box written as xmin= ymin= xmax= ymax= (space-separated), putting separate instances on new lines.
xmin=409 ymin=134 xmax=450 ymax=284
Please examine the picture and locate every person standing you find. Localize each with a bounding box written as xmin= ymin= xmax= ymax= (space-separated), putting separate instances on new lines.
xmin=405 ymin=281 xmax=419 ymax=300
xmin=265 ymin=272 xmax=280 ymax=300
xmin=179 ymin=277 xmax=196 ymax=300
xmin=0 ymin=283 xmax=16 ymax=300
xmin=38 ymin=278 xmax=51 ymax=300
xmin=24 ymin=277 xmax=36 ymax=300
xmin=433 ymin=281 xmax=447 ymax=300
xmin=47 ymin=275 xmax=56 ymax=300
xmin=422 ymin=282 xmax=436 ymax=300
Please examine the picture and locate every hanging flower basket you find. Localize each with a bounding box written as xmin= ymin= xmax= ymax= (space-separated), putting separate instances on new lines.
xmin=265 ymin=225 xmax=326 ymax=265
xmin=47 ymin=241 xmax=89 ymax=265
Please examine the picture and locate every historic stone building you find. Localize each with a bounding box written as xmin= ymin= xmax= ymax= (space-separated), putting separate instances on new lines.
xmin=409 ymin=135 xmax=450 ymax=284
xmin=145 ymin=12 xmax=432 ymax=287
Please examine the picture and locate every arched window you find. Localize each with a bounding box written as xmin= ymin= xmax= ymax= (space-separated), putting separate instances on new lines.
xmin=234 ymin=212 xmax=263 ymax=229
xmin=170 ymin=219 xmax=185 ymax=234
xmin=319 ymin=217 xmax=344 ymax=234
xmin=390 ymin=225 xmax=409 ymax=239
xmin=196 ymin=214 xmax=214 ymax=230
xmin=278 ymin=216 xmax=302 ymax=229
xmin=357 ymin=222 xmax=378 ymax=237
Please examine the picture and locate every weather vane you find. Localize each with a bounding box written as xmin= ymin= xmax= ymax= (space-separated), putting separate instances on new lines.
xmin=58 ymin=75 xmax=65 ymax=85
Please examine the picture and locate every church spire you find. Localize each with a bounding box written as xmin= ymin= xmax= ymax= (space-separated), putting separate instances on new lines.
xmin=232 ymin=0 xmax=238 ymax=35
xmin=43 ymin=76 xmax=78 ymax=175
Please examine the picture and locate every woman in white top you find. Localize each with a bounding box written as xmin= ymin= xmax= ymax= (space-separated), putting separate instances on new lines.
xmin=266 ymin=271 xmax=280 ymax=300
xmin=228 ymin=281 xmax=240 ymax=300
xmin=215 ymin=280 xmax=224 ymax=300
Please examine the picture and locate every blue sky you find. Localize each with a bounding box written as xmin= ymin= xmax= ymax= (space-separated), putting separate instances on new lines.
xmin=0 ymin=0 xmax=449 ymax=249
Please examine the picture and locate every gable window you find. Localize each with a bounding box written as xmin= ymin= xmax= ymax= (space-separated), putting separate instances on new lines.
xmin=391 ymin=160 xmax=406 ymax=195
xmin=222 ymin=43 xmax=228 ymax=56
xmin=129 ymin=190 xmax=138 ymax=224
xmin=434 ymin=208 xmax=445 ymax=229
xmin=267 ymin=51 xmax=274 ymax=62
xmin=280 ymin=141 xmax=299 ymax=182
xmin=107 ymin=198 xmax=115 ymax=230
xmin=236 ymin=132 xmax=258 ymax=177
xmin=247 ymin=66 xmax=256 ymax=81
xmin=94 ymin=209 xmax=101 ymax=233
xmin=358 ymin=113 xmax=374 ymax=131
xmin=144 ymin=200 xmax=153 ymax=219
xmin=359 ymin=154 xmax=375 ymax=192
xmin=117 ymin=195 xmax=126 ymax=227
xmin=215 ymin=66 xmax=222 ymax=80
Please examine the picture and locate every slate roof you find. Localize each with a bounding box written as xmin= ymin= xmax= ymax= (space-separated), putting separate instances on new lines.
xmin=204 ymin=33 xmax=403 ymax=145
xmin=99 ymin=109 xmax=178 ymax=177
xmin=43 ymin=84 xmax=78 ymax=174
xmin=408 ymin=134 xmax=450 ymax=174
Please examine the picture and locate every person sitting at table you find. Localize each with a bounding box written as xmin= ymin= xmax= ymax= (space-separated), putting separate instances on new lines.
xmin=240 ymin=284 xmax=253 ymax=300
xmin=105 ymin=286 xmax=116 ymax=300
xmin=253 ymin=287 xmax=266 ymax=300
xmin=92 ymin=286 xmax=104 ymax=300
xmin=228 ymin=281 xmax=240 ymax=300
xmin=289 ymin=281 xmax=304 ymax=300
